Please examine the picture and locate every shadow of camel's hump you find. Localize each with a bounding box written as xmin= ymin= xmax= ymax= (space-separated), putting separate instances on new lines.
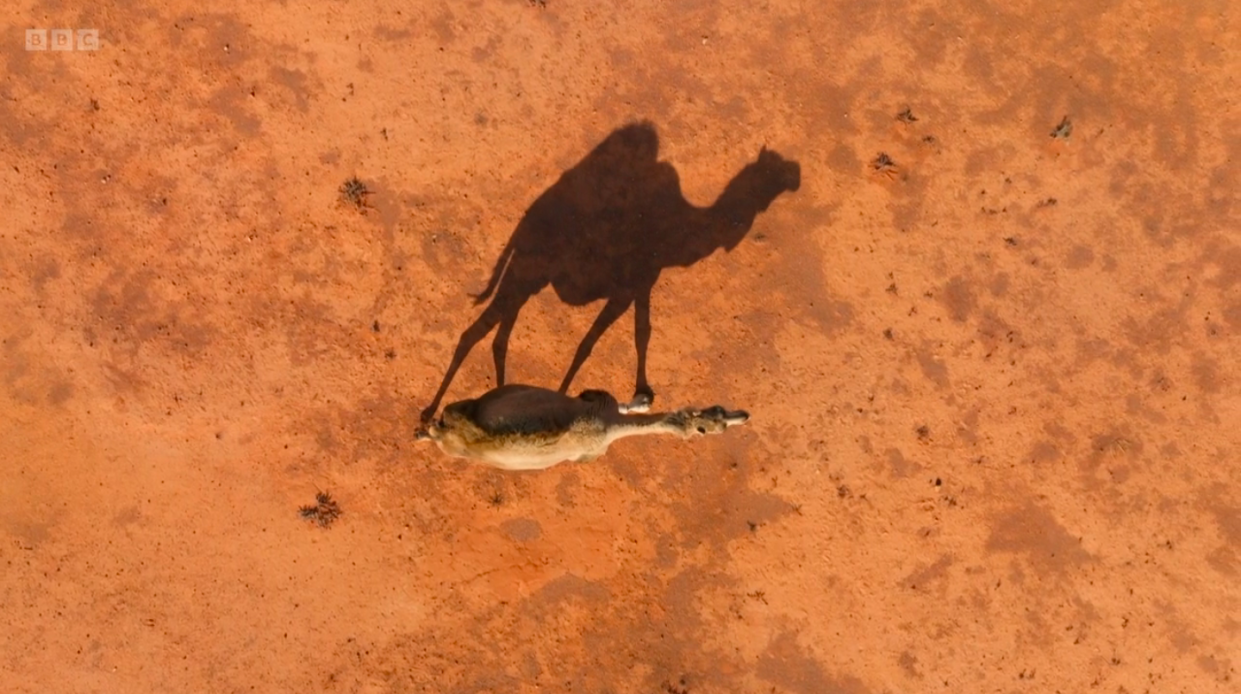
xmin=421 ymin=121 xmax=800 ymax=422
xmin=474 ymin=123 xmax=685 ymax=306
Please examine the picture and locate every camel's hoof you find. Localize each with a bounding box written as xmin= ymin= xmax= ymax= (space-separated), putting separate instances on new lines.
xmin=622 ymin=391 xmax=653 ymax=414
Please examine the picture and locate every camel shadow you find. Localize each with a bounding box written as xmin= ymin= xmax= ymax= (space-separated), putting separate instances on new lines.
xmin=421 ymin=121 xmax=800 ymax=422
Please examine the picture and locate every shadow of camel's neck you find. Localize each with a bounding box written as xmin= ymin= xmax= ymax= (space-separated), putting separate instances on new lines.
xmin=658 ymin=167 xmax=781 ymax=262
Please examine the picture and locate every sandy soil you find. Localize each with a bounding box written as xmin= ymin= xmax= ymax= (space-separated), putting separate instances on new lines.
xmin=2 ymin=1 xmax=1238 ymax=692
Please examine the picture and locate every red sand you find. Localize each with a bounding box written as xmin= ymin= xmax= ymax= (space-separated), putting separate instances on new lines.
xmin=2 ymin=1 xmax=1238 ymax=692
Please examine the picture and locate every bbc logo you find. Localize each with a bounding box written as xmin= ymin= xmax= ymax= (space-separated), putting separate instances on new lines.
xmin=26 ymin=29 xmax=99 ymax=51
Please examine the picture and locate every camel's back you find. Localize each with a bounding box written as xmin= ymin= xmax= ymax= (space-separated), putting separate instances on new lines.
xmin=457 ymin=385 xmax=596 ymax=436
xmin=433 ymin=385 xmax=620 ymax=469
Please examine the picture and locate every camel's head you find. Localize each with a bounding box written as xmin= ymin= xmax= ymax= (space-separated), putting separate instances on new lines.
xmin=673 ymin=405 xmax=750 ymax=437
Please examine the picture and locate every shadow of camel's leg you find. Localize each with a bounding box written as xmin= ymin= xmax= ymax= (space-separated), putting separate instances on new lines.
xmin=558 ymin=297 xmax=632 ymax=394
xmin=633 ymin=290 xmax=654 ymax=405
xmin=420 ymin=303 xmax=509 ymax=422
xmin=492 ymin=310 xmax=518 ymax=387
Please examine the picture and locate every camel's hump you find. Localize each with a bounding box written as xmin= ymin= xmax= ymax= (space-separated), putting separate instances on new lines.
xmin=465 ymin=385 xmax=592 ymax=436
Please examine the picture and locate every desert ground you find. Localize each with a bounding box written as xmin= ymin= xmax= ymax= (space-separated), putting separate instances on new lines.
xmin=2 ymin=1 xmax=1238 ymax=692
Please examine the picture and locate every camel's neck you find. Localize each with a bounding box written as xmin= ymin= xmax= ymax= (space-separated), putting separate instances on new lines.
xmin=604 ymin=413 xmax=686 ymax=442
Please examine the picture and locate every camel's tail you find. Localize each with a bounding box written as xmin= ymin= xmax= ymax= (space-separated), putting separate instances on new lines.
xmin=470 ymin=236 xmax=517 ymax=305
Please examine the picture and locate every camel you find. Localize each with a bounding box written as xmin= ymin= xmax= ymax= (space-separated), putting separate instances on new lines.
xmin=416 ymin=384 xmax=749 ymax=470
xmin=420 ymin=122 xmax=799 ymax=422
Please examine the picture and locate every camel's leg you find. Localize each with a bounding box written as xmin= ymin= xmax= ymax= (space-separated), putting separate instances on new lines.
xmin=633 ymin=290 xmax=654 ymax=406
xmin=617 ymin=395 xmax=650 ymax=414
xmin=558 ymin=297 xmax=632 ymax=394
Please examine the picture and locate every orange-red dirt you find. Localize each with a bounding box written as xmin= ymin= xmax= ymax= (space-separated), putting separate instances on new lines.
xmin=2 ymin=2 xmax=1238 ymax=692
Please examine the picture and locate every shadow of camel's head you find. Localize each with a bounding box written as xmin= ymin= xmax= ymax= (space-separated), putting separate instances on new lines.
xmin=714 ymin=145 xmax=801 ymax=251
xmin=754 ymin=145 xmax=802 ymax=198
